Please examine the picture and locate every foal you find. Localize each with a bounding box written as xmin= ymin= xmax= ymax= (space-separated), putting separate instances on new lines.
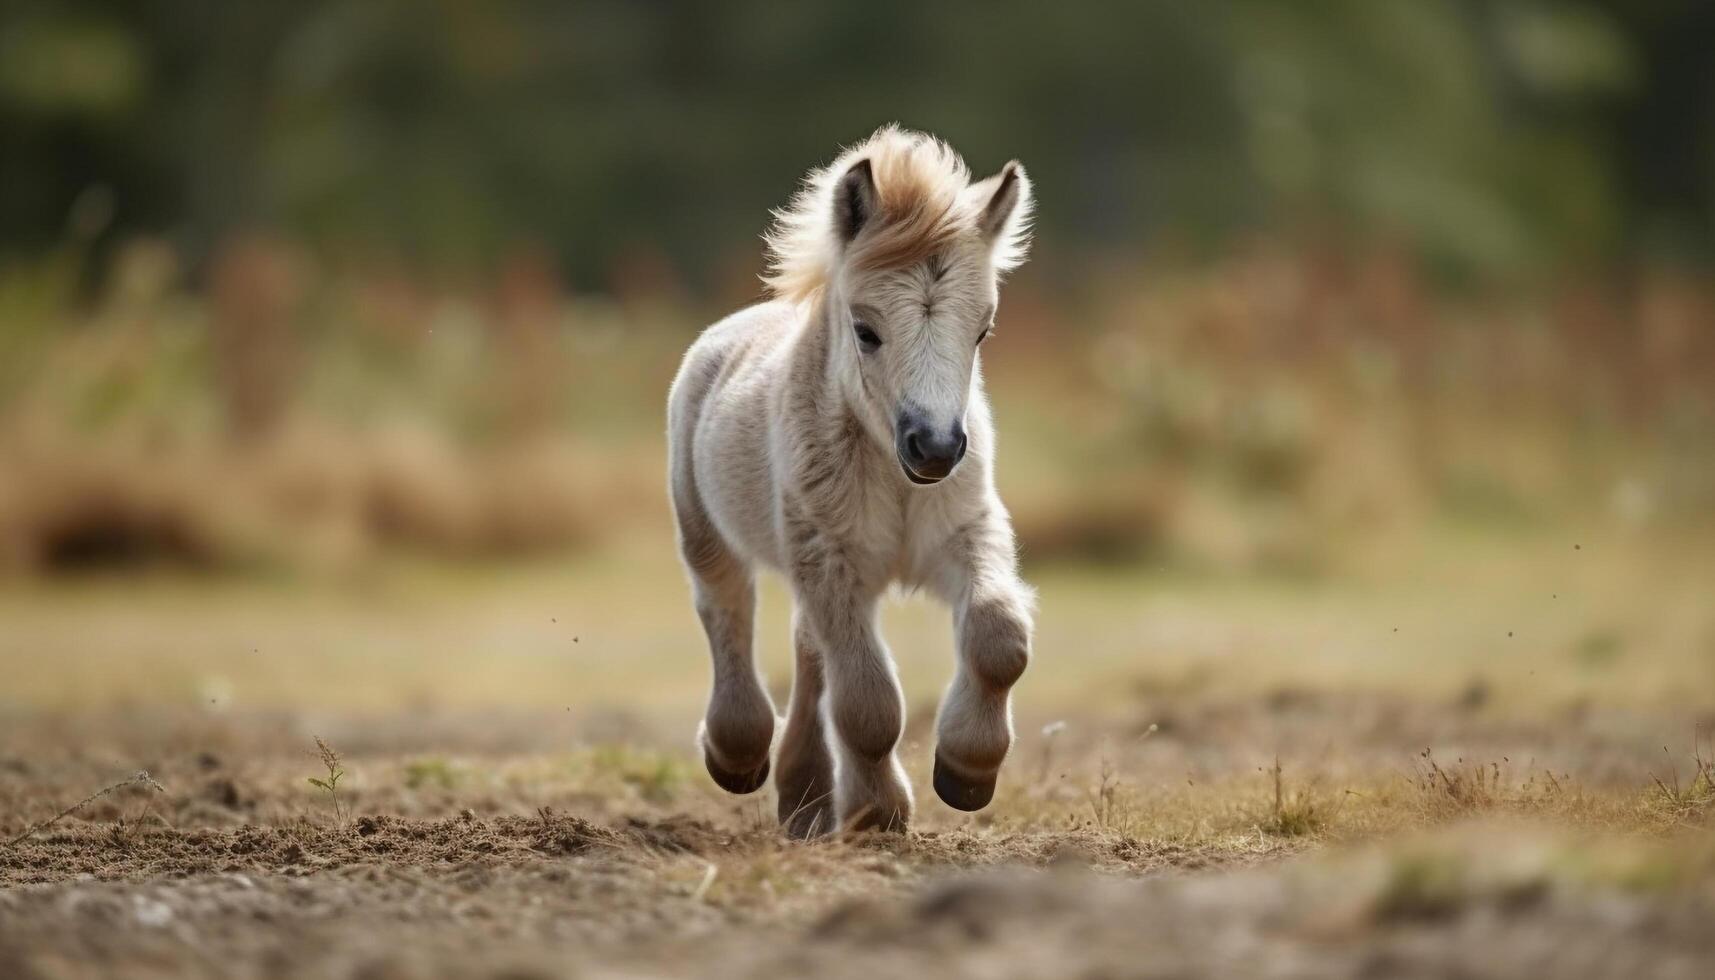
xmin=667 ymin=126 xmax=1036 ymax=835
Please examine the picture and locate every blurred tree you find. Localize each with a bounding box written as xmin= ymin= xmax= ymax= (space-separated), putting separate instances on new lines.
xmin=0 ymin=0 xmax=1708 ymax=290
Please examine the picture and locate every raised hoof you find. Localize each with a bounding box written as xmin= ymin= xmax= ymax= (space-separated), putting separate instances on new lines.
xmin=705 ymin=751 xmax=770 ymax=795
xmin=933 ymin=754 xmax=996 ymax=812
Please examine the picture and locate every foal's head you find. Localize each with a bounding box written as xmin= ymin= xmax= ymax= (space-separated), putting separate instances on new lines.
xmin=765 ymin=126 xmax=1033 ymax=486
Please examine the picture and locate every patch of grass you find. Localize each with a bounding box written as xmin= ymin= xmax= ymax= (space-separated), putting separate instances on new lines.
xmin=1372 ymin=850 xmax=1471 ymax=920
xmin=307 ymin=736 xmax=348 ymax=829
xmin=577 ymin=745 xmax=689 ymax=805
xmin=1553 ymin=832 xmax=1715 ymax=894
xmin=1412 ymin=750 xmax=1509 ymax=812
xmin=1408 ymin=750 xmax=1569 ymax=819
xmin=1645 ymin=737 xmax=1715 ymax=827
xmin=1084 ymin=756 xmax=1124 ymax=831
xmin=1255 ymin=756 xmax=1335 ymax=838
xmin=995 ymin=740 xmax=1696 ymax=849
xmin=1362 ymin=826 xmax=1715 ymax=928
xmin=403 ymin=757 xmax=465 ymax=791
xmin=1367 ymin=843 xmax=1553 ymax=923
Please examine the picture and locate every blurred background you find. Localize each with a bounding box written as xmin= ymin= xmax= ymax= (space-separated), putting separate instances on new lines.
xmin=2 ymin=1 xmax=1712 ymax=723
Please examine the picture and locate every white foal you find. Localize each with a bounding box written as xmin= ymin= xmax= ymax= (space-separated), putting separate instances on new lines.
xmin=667 ymin=125 xmax=1036 ymax=835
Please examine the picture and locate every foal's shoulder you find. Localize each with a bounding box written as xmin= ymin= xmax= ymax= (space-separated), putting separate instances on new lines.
xmin=673 ymin=301 xmax=804 ymax=412
xmin=678 ymin=300 xmax=792 ymax=370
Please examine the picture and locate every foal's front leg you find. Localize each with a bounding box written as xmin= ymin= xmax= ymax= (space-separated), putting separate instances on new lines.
xmin=791 ymin=555 xmax=912 ymax=831
xmin=689 ymin=560 xmax=775 ymax=795
xmin=931 ymin=521 xmax=1034 ymax=810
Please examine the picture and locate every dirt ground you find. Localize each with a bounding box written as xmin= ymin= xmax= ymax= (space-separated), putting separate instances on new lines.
xmin=2 ymin=536 xmax=1713 ymax=978
xmin=2 ymin=695 xmax=1711 ymax=980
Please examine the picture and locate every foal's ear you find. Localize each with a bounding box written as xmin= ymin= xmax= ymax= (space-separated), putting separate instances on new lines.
xmin=833 ymin=158 xmax=878 ymax=247
xmin=973 ymin=161 xmax=1033 ymax=265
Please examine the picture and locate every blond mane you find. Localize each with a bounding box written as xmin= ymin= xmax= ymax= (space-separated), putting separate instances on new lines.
xmin=763 ymin=125 xmax=1028 ymax=303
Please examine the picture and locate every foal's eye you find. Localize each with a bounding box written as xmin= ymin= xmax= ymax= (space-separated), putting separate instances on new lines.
xmin=976 ymin=327 xmax=992 ymax=346
xmin=853 ymin=321 xmax=881 ymax=352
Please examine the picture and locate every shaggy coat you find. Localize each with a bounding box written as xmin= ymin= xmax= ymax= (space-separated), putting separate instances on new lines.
xmin=667 ymin=126 xmax=1035 ymax=834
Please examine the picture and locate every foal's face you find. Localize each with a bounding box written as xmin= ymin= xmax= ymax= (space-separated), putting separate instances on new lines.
xmin=840 ymin=246 xmax=996 ymax=485
xmin=827 ymin=155 xmax=1031 ymax=487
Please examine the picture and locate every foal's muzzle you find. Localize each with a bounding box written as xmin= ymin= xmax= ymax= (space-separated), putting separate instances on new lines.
xmin=895 ymin=412 xmax=967 ymax=486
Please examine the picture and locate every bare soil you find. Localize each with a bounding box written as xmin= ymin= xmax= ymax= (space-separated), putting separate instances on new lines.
xmin=2 ymin=697 xmax=1710 ymax=979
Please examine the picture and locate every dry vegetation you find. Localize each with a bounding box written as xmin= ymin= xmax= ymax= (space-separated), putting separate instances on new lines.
xmin=1 ymin=703 xmax=1712 ymax=978
xmin=3 ymin=244 xmax=1714 ymax=976
xmin=4 ymin=240 xmax=1713 ymax=577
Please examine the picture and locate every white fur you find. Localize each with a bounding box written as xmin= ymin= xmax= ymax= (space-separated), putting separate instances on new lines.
xmin=668 ymin=126 xmax=1036 ymax=834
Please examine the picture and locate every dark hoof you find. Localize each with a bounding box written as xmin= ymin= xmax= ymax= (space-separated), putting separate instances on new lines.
xmin=781 ymin=802 xmax=834 ymax=839
xmin=705 ymin=750 xmax=770 ymax=795
xmin=933 ymin=754 xmax=996 ymax=812
xmin=841 ymin=803 xmax=911 ymax=833
xmin=777 ymin=779 xmax=835 ymax=839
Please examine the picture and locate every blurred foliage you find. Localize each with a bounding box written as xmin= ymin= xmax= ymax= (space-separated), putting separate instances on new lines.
xmin=2 ymin=0 xmax=1713 ymax=287
xmin=0 ymin=239 xmax=1710 ymax=576
xmin=2 ymin=1 xmax=1712 ymax=578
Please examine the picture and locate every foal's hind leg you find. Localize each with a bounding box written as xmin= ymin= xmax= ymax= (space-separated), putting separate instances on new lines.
xmin=930 ymin=519 xmax=1033 ymax=811
xmin=789 ymin=546 xmax=912 ymax=831
xmin=676 ymin=502 xmax=775 ymax=794
xmin=775 ymin=611 xmax=835 ymax=837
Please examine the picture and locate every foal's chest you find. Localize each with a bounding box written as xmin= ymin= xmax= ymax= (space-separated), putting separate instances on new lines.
xmin=837 ymin=473 xmax=965 ymax=588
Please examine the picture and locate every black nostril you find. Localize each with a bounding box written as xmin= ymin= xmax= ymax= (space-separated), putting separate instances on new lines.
xmin=905 ymin=432 xmax=926 ymax=464
xmin=896 ymin=415 xmax=967 ymax=481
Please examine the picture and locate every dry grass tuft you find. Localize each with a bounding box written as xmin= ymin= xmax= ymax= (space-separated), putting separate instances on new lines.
xmin=996 ymin=738 xmax=1703 ymax=849
xmin=3 ymin=770 xmax=167 ymax=848
xmin=1254 ymin=756 xmax=1336 ymax=838
xmin=1645 ymin=735 xmax=1715 ymax=827
xmin=308 ymin=736 xmax=349 ymax=829
xmin=1408 ymin=749 xmax=1569 ymax=819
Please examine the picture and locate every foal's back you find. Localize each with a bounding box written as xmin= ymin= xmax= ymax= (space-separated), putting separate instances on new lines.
xmin=666 ymin=299 xmax=800 ymax=572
